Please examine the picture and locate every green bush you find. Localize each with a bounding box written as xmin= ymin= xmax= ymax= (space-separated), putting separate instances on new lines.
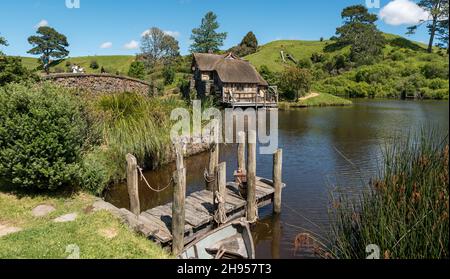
xmin=421 ymin=63 xmax=449 ymax=79
xmin=128 ymin=61 xmax=146 ymax=80
xmin=355 ymin=64 xmax=394 ymax=84
xmin=0 ymin=56 xmax=38 ymax=86
xmin=0 ymin=84 xmax=88 ymax=191
xmin=162 ymin=66 xmax=175 ymax=85
xmin=79 ymin=149 xmax=114 ymax=195
xmin=297 ymin=57 xmax=313 ymax=69
xmin=345 ymin=81 xmax=372 ymax=98
xmin=90 ymin=60 xmax=99 ymax=70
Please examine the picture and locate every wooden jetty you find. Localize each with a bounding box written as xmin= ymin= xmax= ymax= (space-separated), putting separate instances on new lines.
xmin=131 ymin=178 xmax=285 ymax=246
xmin=123 ymin=130 xmax=285 ymax=254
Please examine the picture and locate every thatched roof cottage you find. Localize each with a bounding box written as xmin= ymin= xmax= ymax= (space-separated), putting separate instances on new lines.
xmin=192 ymin=53 xmax=278 ymax=107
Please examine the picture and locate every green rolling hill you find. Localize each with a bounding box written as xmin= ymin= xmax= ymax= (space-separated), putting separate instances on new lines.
xmin=20 ymin=55 xmax=136 ymax=75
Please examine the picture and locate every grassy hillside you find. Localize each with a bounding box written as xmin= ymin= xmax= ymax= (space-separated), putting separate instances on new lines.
xmin=245 ymin=34 xmax=432 ymax=73
xmin=245 ymin=34 xmax=448 ymax=100
xmin=246 ymin=40 xmax=339 ymax=72
xmin=21 ymin=55 xmax=135 ymax=75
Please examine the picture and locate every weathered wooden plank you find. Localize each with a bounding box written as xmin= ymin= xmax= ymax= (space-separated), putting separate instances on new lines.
xmin=188 ymin=195 xmax=215 ymax=213
xmin=185 ymin=202 xmax=212 ymax=226
xmin=138 ymin=214 xmax=172 ymax=242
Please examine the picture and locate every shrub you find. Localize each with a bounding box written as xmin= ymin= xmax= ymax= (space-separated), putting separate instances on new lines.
xmin=128 ymin=61 xmax=146 ymax=80
xmin=0 ymin=56 xmax=38 ymax=86
xmin=421 ymin=63 xmax=449 ymax=79
xmin=162 ymin=66 xmax=175 ymax=85
xmin=90 ymin=60 xmax=99 ymax=70
xmin=355 ymin=64 xmax=394 ymax=84
xmin=79 ymin=149 xmax=114 ymax=195
xmin=311 ymin=52 xmax=326 ymax=63
xmin=345 ymin=81 xmax=372 ymax=98
xmin=297 ymin=57 xmax=312 ymax=69
xmin=0 ymin=84 xmax=88 ymax=191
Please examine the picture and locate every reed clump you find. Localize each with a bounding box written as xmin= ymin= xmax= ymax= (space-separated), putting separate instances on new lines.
xmin=331 ymin=129 xmax=449 ymax=259
xmin=80 ymin=92 xmax=187 ymax=193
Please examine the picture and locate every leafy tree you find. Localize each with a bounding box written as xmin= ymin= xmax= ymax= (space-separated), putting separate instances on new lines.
xmin=407 ymin=0 xmax=448 ymax=53
xmin=27 ymin=26 xmax=69 ymax=74
xmin=190 ymin=11 xmax=227 ymax=53
xmin=279 ymin=66 xmax=312 ymax=100
xmin=230 ymin=31 xmax=258 ymax=57
xmin=334 ymin=5 xmax=385 ymax=65
xmin=141 ymin=27 xmax=180 ymax=68
xmin=0 ymin=35 xmax=7 ymax=55
xmin=128 ymin=61 xmax=146 ymax=79
xmin=259 ymin=65 xmax=279 ymax=85
xmin=162 ymin=66 xmax=175 ymax=85
xmin=435 ymin=1 xmax=449 ymax=53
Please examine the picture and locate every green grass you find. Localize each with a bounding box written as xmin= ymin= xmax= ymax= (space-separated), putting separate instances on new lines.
xmin=20 ymin=55 xmax=135 ymax=75
xmin=279 ymin=93 xmax=352 ymax=109
xmin=244 ymin=33 xmax=432 ymax=73
xmin=331 ymin=129 xmax=449 ymax=259
xmin=0 ymin=191 xmax=170 ymax=259
xmin=245 ymin=40 xmax=339 ymax=72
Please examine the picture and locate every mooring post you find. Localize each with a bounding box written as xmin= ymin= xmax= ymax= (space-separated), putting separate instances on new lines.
xmin=246 ymin=130 xmax=257 ymax=223
xmin=172 ymin=167 xmax=186 ymax=256
xmin=207 ymin=122 xmax=220 ymax=191
xmin=175 ymin=142 xmax=184 ymax=170
xmin=126 ymin=154 xmax=140 ymax=216
xmin=273 ymin=149 xmax=283 ymax=214
xmin=238 ymin=131 xmax=246 ymax=172
xmin=214 ymin=162 xmax=228 ymax=226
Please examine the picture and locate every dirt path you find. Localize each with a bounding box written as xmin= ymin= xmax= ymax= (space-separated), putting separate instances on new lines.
xmin=299 ymin=92 xmax=320 ymax=101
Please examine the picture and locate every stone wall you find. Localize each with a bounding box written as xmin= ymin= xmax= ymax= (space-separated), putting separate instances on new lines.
xmin=43 ymin=73 xmax=150 ymax=95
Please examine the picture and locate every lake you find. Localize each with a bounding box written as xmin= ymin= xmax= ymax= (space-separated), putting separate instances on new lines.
xmin=105 ymin=99 xmax=449 ymax=259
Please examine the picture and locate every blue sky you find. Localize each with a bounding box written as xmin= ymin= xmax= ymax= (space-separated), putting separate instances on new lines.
xmin=0 ymin=0 xmax=431 ymax=57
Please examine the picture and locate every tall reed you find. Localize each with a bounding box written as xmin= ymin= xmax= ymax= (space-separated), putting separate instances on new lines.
xmin=331 ymin=128 xmax=449 ymax=259
xmin=95 ymin=92 xmax=186 ymax=179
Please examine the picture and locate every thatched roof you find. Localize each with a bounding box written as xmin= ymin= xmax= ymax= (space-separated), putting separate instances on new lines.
xmin=193 ymin=53 xmax=268 ymax=86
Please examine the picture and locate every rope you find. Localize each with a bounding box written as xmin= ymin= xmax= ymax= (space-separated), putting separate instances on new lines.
xmin=213 ymin=191 xmax=228 ymax=225
xmin=204 ymin=169 xmax=216 ymax=183
xmin=137 ymin=166 xmax=173 ymax=193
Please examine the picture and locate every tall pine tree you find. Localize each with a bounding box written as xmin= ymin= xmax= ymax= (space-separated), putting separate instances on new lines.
xmin=190 ymin=12 xmax=227 ymax=53
xmin=407 ymin=0 xmax=448 ymax=53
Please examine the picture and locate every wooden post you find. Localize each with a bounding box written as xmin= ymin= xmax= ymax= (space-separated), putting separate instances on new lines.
xmin=207 ymin=124 xmax=219 ymax=191
xmin=237 ymin=131 xmax=246 ymax=172
xmin=246 ymin=130 xmax=257 ymax=223
xmin=175 ymin=142 xmax=184 ymax=170
xmin=273 ymin=149 xmax=283 ymax=214
xmin=214 ymin=162 xmax=228 ymax=225
xmin=126 ymin=154 xmax=140 ymax=216
xmin=172 ymin=167 xmax=186 ymax=256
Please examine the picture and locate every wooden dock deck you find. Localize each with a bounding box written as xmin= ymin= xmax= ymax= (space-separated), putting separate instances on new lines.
xmin=129 ymin=177 xmax=284 ymax=246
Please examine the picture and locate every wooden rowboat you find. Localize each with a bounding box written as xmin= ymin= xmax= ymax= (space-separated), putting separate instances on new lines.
xmin=178 ymin=219 xmax=255 ymax=259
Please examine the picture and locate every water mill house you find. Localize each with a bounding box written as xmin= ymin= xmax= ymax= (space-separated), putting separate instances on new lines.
xmin=191 ymin=53 xmax=278 ymax=107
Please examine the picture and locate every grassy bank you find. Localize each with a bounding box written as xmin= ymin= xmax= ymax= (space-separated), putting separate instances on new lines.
xmin=331 ymin=130 xmax=449 ymax=259
xmin=279 ymin=93 xmax=352 ymax=109
xmin=0 ymin=190 xmax=170 ymax=259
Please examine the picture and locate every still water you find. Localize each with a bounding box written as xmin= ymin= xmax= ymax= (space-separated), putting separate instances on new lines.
xmin=105 ymin=99 xmax=449 ymax=259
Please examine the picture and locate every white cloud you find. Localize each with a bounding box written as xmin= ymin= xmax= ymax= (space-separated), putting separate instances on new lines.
xmin=380 ymin=0 xmax=430 ymax=26
xmin=100 ymin=42 xmax=113 ymax=49
xmin=35 ymin=19 xmax=48 ymax=28
xmin=163 ymin=30 xmax=180 ymax=38
xmin=124 ymin=40 xmax=139 ymax=50
xmin=141 ymin=29 xmax=180 ymax=38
